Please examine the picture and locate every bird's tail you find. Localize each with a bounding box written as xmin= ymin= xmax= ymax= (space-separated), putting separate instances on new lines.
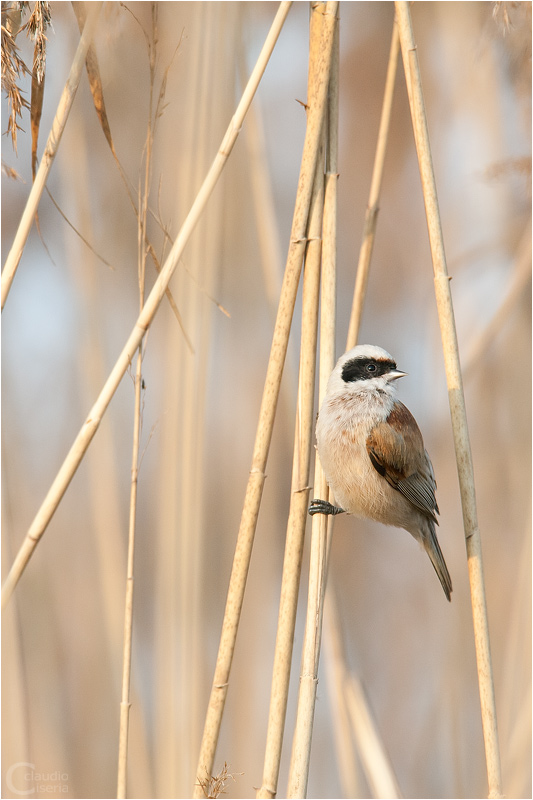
xmin=424 ymin=524 xmax=453 ymax=601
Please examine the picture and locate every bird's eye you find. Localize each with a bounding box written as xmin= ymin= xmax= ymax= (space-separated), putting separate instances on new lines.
xmin=366 ymin=362 xmax=377 ymax=373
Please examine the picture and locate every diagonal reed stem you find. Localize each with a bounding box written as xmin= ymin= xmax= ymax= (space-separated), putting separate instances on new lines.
xmin=1 ymin=2 xmax=102 ymax=310
xmin=346 ymin=20 xmax=399 ymax=350
xmin=394 ymin=3 xmax=503 ymax=797
xmin=1 ymin=1 xmax=293 ymax=611
xmin=193 ymin=3 xmax=339 ymax=795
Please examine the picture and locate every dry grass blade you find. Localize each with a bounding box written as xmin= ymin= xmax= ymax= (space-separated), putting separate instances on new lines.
xmin=71 ymin=0 xmax=116 ymax=156
xmin=26 ymin=1 xmax=51 ymax=178
xmin=394 ymin=3 xmax=503 ymax=797
xmin=45 ymin=186 xmax=115 ymax=268
xmin=30 ymin=66 xmax=45 ymax=180
xmin=1 ymin=1 xmax=103 ymax=310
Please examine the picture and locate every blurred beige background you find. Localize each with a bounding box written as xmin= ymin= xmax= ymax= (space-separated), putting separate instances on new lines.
xmin=2 ymin=2 xmax=531 ymax=798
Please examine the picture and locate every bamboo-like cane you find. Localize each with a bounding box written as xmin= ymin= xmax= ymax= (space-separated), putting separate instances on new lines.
xmin=394 ymin=4 xmax=503 ymax=798
xmin=0 ymin=1 xmax=293 ymax=611
xmin=256 ymin=133 xmax=325 ymax=800
xmin=346 ymin=21 xmax=400 ymax=350
xmin=286 ymin=7 xmax=339 ymax=797
xmin=1 ymin=2 xmax=102 ymax=310
xmin=192 ymin=4 xmax=339 ymax=796
xmin=321 ymin=20 xmax=403 ymax=796
xmin=256 ymin=8 xmax=328 ymax=796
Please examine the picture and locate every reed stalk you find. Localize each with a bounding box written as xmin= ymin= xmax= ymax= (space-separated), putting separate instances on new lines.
xmin=256 ymin=9 xmax=328 ymax=797
xmin=322 ymin=594 xmax=360 ymax=797
xmin=394 ymin=3 xmax=503 ymax=797
xmin=286 ymin=6 xmax=338 ymax=797
xmin=116 ymin=13 xmax=157 ymax=790
xmin=1 ymin=1 xmax=102 ymax=310
xmin=1 ymin=1 xmax=292 ymax=611
xmin=321 ymin=19 xmax=404 ymax=795
xmin=256 ymin=130 xmax=325 ymax=800
xmin=116 ymin=344 xmax=142 ymax=800
xmin=323 ymin=591 xmax=402 ymax=798
xmin=346 ymin=20 xmax=400 ymax=349
xmin=193 ymin=3 xmax=339 ymax=794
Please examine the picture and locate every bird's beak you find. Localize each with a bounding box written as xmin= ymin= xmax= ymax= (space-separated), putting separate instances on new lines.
xmin=387 ymin=369 xmax=407 ymax=381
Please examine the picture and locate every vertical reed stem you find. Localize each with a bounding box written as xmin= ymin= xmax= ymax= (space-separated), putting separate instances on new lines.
xmin=394 ymin=4 xmax=503 ymax=797
xmin=286 ymin=5 xmax=339 ymax=796
xmin=193 ymin=3 xmax=339 ymax=795
xmin=117 ymin=26 xmax=157 ymax=788
xmin=256 ymin=124 xmax=325 ymax=800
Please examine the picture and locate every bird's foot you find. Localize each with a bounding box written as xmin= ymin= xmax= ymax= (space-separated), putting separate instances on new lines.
xmin=308 ymin=499 xmax=345 ymax=516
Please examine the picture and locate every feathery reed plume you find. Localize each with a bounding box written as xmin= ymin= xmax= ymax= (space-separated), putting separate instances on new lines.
xmin=1 ymin=1 xmax=102 ymax=309
xmin=1 ymin=1 xmax=31 ymax=153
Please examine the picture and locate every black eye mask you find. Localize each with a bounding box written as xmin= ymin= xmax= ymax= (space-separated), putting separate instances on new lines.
xmin=342 ymin=357 xmax=397 ymax=383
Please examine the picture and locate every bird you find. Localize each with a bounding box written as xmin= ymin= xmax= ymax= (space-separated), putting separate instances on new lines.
xmin=309 ymin=344 xmax=452 ymax=601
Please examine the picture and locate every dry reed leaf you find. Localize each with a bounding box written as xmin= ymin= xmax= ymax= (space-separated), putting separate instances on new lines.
xmin=23 ymin=1 xmax=51 ymax=177
xmin=30 ymin=66 xmax=44 ymax=179
xmin=71 ymin=0 xmax=116 ymax=156
xmin=45 ymin=187 xmax=115 ymax=269
xmin=1 ymin=161 xmax=24 ymax=180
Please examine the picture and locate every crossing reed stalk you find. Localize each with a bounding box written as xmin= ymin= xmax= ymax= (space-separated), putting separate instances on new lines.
xmin=1 ymin=1 xmax=293 ymax=611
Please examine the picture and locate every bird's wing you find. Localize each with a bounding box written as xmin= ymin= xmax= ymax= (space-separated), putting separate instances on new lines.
xmin=366 ymin=402 xmax=439 ymax=522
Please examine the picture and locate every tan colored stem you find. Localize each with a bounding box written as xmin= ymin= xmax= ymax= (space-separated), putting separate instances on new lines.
xmin=117 ymin=54 xmax=154 ymax=796
xmin=1 ymin=3 xmax=102 ymax=310
xmin=323 ymin=592 xmax=402 ymax=798
xmin=256 ymin=137 xmax=325 ymax=800
xmin=347 ymin=21 xmax=399 ymax=350
xmin=1 ymin=1 xmax=293 ymax=611
xmin=394 ymin=4 xmax=503 ymax=798
xmin=193 ymin=4 xmax=339 ymax=795
xmin=117 ymin=347 xmax=142 ymax=800
xmin=286 ymin=6 xmax=339 ymax=797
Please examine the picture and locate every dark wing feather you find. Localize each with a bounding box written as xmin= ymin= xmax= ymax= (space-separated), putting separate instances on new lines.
xmin=366 ymin=402 xmax=439 ymax=522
